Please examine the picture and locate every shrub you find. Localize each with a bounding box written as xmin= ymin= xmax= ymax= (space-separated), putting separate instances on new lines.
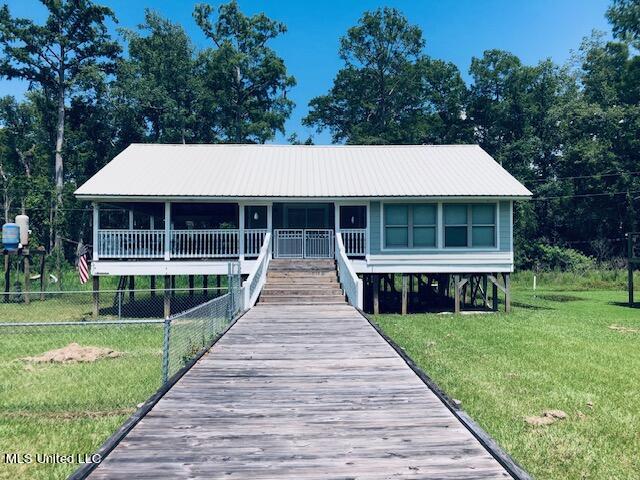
xmin=531 ymin=243 xmax=595 ymax=272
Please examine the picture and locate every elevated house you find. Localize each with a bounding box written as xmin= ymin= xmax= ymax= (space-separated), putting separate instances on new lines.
xmin=75 ymin=144 xmax=531 ymax=314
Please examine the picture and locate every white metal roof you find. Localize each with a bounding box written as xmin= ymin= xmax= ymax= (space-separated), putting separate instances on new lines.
xmin=74 ymin=144 xmax=532 ymax=199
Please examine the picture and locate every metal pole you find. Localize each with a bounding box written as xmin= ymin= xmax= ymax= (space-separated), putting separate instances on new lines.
xmin=23 ymin=251 xmax=30 ymax=305
xmin=161 ymin=317 xmax=171 ymax=384
xmin=628 ymin=234 xmax=634 ymax=307
xmin=118 ymin=290 xmax=122 ymax=319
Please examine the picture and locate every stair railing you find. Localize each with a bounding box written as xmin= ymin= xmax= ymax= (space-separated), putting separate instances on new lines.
xmin=335 ymin=232 xmax=363 ymax=309
xmin=243 ymin=233 xmax=272 ymax=308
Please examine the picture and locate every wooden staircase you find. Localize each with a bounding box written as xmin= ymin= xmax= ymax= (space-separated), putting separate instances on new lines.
xmin=259 ymin=259 xmax=346 ymax=305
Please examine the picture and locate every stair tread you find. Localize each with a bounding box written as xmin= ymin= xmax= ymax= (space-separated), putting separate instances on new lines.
xmin=262 ymin=286 xmax=341 ymax=291
xmin=261 ymin=294 xmax=345 ymax=299
xmin=261 ymin=260 xmax=343 ymax=305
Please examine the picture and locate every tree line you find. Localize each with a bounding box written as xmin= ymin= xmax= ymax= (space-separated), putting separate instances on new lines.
xmin=0 ymin=0 xmax=639 ymax=269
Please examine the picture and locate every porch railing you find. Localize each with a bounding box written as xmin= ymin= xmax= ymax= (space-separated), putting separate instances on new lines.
xmin=340 ymin=229 xmax=367 ymax=257
xmin=335 ymin=232 xmax=363 ymax=309
xmin=244 ymin=229 xmax=269 ymax=257
xmin=97 ymin=229 xmax=165 ymax=259
xmin=171 ymin=229 xmax=239 ymax=259
xmin=96 ymin=229 xmax=268 ymax=259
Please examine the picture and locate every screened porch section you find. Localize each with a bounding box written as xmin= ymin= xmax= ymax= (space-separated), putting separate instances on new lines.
xmin=93 ymin=202 xmax=368 ymax=261
xmin=94 ymin=202 xmax=269 ymax=260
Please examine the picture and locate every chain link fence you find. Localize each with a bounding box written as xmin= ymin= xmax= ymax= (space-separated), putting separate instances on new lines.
xmin=0 ymin=263 xmax=243 ymax=479
xmin=0 ymin=286 xmax=228 ymax=323
xmin=163 ymin=275 xmax=244 ymax=381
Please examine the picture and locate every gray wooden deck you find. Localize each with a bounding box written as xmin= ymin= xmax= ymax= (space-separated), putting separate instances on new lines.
xmin=91 ymin=304 xmax=511 ymax=479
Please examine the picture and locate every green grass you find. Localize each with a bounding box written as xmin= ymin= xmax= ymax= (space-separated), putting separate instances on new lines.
xmin=0 ymin=323 xmax=163 ymax=479
xmin=1 ymin=268 xmax=637 ymax=478
xmin=0 ymin=275 xmax=227 ymax=479
xmin=373 ymin=287 xmax=640 ymax=479
xmin=2 ymin=267 xmax=229 ymax=293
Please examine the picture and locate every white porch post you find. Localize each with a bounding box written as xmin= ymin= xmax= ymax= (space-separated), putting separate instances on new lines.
xmin=366 ymin=202 xmax=371 ymax=257
xmin=334 ymin=203 xmax=340 ymax=258
xmin=92 ymin=202 xmax=99 ymax=261
xmin=129 ymin=210 xmax=134 ymax=230
xmin=437 ymin=202 xmax=444 ymax=249
xmin=267 ymin=204 xmax=273 ymax=231
xmin=238 ymin=203 xmax=245 ymax=261
xmin=164 ymin=202 xmax=171 ymax=261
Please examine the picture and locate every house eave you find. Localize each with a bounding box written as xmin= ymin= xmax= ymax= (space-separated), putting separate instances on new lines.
xmin=76 ymin=194 xmax=532 ymax=202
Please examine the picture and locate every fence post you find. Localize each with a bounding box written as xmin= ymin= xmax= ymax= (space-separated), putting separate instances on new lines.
xmin=117 ymin=290 xmax=122 ymax=319
xmin=162 ymin=317 xmax=171 ymax=384
xmin=628 ymin=233 xmax=634 ymax=307
xmin=23 ymin=253 xmax=30 ymax=305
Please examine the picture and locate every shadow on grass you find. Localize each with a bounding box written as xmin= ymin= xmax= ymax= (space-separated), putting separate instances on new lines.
xmin=99 ymin=293 xmax=221 ymax=318
xmin=510 ymin=301 xmax=555 ymax=311
xmin=536 ymin=294 xmax=585 ymax=302
xmin=609 ymin=301 xmax=640 ymax=309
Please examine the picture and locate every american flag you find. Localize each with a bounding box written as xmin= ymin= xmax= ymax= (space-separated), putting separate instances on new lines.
xmin=76 ymin=241 xmax=90 ymax=284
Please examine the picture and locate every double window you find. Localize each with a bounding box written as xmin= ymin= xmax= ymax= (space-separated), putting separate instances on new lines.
xmin=444 ymin=204 xmax=496 ymax=248
xmin=384 ymin=204 xmax=437 ymax=248
xmin=383 ymin=203 xmax=497 ymax=249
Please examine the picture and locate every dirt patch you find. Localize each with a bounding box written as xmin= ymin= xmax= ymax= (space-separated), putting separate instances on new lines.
xmin=23 ymin=343 xmax=123 ymax=364
xmin=608 ymin=325 xmax=640 ymax=334
xmin=525 ymin=409 xmax=567 ymax=427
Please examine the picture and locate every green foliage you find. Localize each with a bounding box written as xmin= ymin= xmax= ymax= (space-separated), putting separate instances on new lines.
xmin=306 ymin=4 xmax=640 ymax=261
xmin=0 ymin=1 xmax=120 ymax=91
xmin=194 ymin=1 xmax=296 ymax=143
xmin=114 ymin=10 xmax=201 ymax=144
xmin=0 ymin=0 xmax=121 ymax=261
xmin=0 ymin=2 xmax=296 ymax=262
xmin=607 ymin=0 xmax=640 ymax=46
xmin=529 ymin=243 xmax=595 ymax=271
xmin=304 ymin=7 xmax=471 ymax=144
xmin=512 ymin=268 xmax=639 ymax=291
xmin=0 ymin=1 xmax=639 ymax=266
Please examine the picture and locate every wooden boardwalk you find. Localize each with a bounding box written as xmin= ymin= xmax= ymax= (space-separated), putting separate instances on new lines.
xmin=91 ymin=304 xmax=511 ymax=479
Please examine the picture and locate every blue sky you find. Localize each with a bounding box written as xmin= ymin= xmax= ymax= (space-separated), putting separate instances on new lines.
xmin=1 ymin=0 xmax=611 ymax=144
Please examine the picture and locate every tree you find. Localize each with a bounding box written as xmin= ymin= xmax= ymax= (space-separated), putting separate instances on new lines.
xmin=467 ymin=49 xmax=582 ymax=259
xmin=194 ymin=1 xmax=295 ymax=143
xmin=114 ymin=10 xmax=201 ymax=144
xmin=304 ymin=7 xmax=470 ymax=144
xmin=558 ymin=33 xmax=640 ymax=244
xmin=0 ymin=94 xmax=55 ymax=247
xmin=607 ymin=0 xmax=640 ymax=46
xmin=0 ymin=0 xmax=120 ymax=269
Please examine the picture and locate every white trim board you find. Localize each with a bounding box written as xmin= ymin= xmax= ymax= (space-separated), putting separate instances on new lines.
xmin=91 ymin=260 xmax=257 ymax=276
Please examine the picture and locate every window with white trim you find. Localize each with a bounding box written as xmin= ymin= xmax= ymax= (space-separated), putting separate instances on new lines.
xmin=384 ymin=204 xmax=437 ymax=248
xmin=444 ymin=204 xmax=496 ymax=248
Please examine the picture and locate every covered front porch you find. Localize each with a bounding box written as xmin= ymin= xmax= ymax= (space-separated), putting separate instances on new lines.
xmin=92 ymin=201 xmax=368 ymax=266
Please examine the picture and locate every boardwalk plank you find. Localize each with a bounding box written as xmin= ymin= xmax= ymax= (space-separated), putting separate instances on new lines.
xmin=90 ymin=304 xmax=511 ymax=479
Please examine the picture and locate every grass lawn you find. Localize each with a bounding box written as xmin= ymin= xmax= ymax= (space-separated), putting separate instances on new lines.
xmin=374 ymin=285 xmax=640 ymax=479
xmin=0 ymin=323 xmax=163 ymax=479
xmin=0 ymin=271 xmax=231 ymax=479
